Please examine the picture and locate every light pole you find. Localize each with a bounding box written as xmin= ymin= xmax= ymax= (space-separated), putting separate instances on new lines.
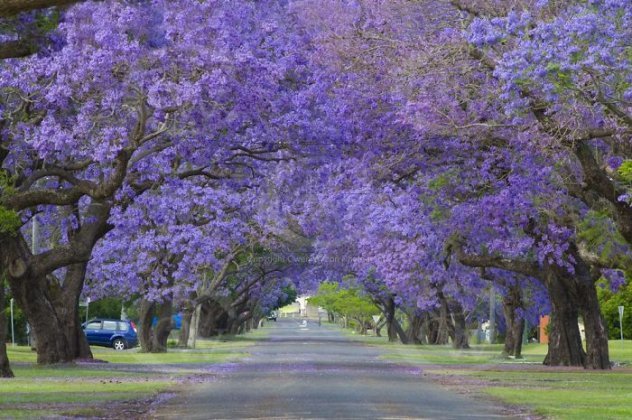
xmin=10 ymin=298 xmax=15 ymax=347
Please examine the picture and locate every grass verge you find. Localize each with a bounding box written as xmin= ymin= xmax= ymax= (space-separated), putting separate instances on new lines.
xmin=1 ymin=328 xmax=268 ymax=418
xmin=376 ymin=339 xmax=632 ymax=420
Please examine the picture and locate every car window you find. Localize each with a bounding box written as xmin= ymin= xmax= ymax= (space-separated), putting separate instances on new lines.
xmin=117 ymin=322 xmax=129 ymax=332
xmin=86 ymin=321 xmax=102 ymax=330
xmin=102 ymin=321 xmax=117 ymax=330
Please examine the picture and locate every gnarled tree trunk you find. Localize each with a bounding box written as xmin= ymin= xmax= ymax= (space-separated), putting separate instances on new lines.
xmin=138 ymin=298 xmax=173 ymax=353
xmin=1 ymin=204 xmax=107 ymax=365
xmin=576 ymin=271 xmax=610 ymax=369
xmin=10 ymin=272 xmax=74 ymax=364
xmin=543 ymin=271 xmax=586 ymax=367
xmin=450 ymin=301 xmax=470 ymax=349
xmin=382 ymin=295 xmax=409 ymax=344
xmin=151 ymin=300 xmax=173 ymax=353
xmin=138 ymin=299 xmax=156 ymax=352
xmin=375 ymin=318 xmax=385 ymax=337
xmin=405 ymin=311 xmax=425 ymax=345
xmin=502 ymin=285 xmax=524 ymax=358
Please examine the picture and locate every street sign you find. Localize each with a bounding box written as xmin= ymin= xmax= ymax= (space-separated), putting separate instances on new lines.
xmin=372 ymin=315 xmax=381 ymax=324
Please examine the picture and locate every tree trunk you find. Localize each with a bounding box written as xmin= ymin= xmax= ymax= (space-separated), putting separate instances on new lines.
xmin=253 ymin=316 xmax=262 ymax=329
xmin=198 ymin=301 xmax=227 ymax=337
xmin=418 ymin=313 xmax=432 ymax=345
xmin=56 ymin=263 xmax=93 ymax=360
xmin=9 ymin=272 xmax=74 ymax=364
xmin=543 ymin=272 xmax=586 ymax=367
xmin=138 ymin=299 xmax=156 ymax=353
xmin=1 ymin=200 xmax=110 ymax=365
xmin=151 ymin=300 xmax=173 ymax=353
xmin=178 ymin=307 xmax=194 ymax=348
xmin=4 ymin=236 xmax=92 ymax=364
xmin=576 ymin=273 xmax=610 ymax=369
xmin=187 ymin=304 xmax=202 ymax=347
xmin=451 ymin=302 xmax=470 ymax=349
xmin=375 ymin=319 xmax=385 ymax=337
xmin=0 ymin=277 xmax=14 ymax=377
xmin=502 ymin=285 xmax=524 ymax=358
xmin=405 ymin=311 xmax=425 ymax=345
xmin=435 ymin=293 xmax=452 ymax=345
xmin=383 ymin=295 xmax=409 ymax=344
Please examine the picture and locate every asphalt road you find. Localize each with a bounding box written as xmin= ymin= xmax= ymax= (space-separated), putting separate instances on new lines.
xmin=153 ymin=318 xmax=512 ymax=419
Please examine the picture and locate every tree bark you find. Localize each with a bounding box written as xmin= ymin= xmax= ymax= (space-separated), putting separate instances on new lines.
xmin=405 ymin=311 xmax=425 ymax=345
xmin=138 ymin=299 xmax=155 ymax=353
xmin=178 ymin=307 xmax=194 ymax=348
xmin=375 ymin=318 xmax=385 ymax=337
xmin=0 ymin=0 xmax=84 ymax=17
xmin=198 ymin=301 xmax=227 ymax=337
xmin=9 ymin=273 xmax=74 ymax=364
xmin=435 ymin=291 xmax=452 ymax=345
xmin=430 ymin=311 xmax=450 ymax=345
xmin=382 ymin=295 xmax=409 ymax=344
xmin=451 ymin=301 xmax=470 ymax=349
xmin=502 ymin=285 xmax=524 ymax=358
xmin=0 ymin=277 xmax=14 ymax=377
xmin=55 ymin=263 xmax=92 ymax=360
xmin=576 ymin=272 xmax=610 ymax=369
xmin=150 ymin=300 xmax=173 ymax=353
xmin=450 ymin=240 xmax=608 ymax=368
xmin=543 ymin=271 xmax=586 ymax=367
xmin=1 ymin=199 xmax=110 ymax=364
xmin=187 ymin=304 xmax=202 ymax=348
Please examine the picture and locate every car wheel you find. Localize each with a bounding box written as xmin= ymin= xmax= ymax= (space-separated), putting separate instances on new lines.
xmin=112 ymin=338 xmax=126 ymax=351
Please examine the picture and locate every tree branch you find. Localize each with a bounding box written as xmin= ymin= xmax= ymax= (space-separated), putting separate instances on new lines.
xmin=0 ymin=39 xmax=32 ymax=59
xmin=445 ymin=236 xmax=542 ymax=279
xmin=0 ymin=0 xmax=83 ymax=17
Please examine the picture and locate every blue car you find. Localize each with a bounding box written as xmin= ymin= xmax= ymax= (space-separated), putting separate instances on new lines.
xmin=83 ymin=318 xmax=139 ymax=350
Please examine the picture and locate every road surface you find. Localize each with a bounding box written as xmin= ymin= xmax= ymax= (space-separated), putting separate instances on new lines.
xmin=154 ymin=318 xmax=512 ymax=419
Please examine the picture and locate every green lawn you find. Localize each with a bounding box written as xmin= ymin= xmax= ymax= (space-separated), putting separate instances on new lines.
xmin=1 ymin=330 xmax=266 ymax=418
xmin=377 ymin=339 xmax=632 ymax=419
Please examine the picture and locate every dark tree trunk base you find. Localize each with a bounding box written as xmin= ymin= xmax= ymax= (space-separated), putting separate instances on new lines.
xmin=0 ymin=280 xmax=14 ymax=378
xmin=543 ymin=273 xmax=586 ymax=367
xmin=502 ymin=285 xmax=524 ymax=358
xmin=578 ymin=278 xmax=610 ymax=369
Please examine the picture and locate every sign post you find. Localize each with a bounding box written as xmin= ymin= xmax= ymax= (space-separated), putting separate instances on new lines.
xmin=619 ymin=306 xmax=625 ymax=343
xmin=10 ymin=298 xmax=15 ymax=347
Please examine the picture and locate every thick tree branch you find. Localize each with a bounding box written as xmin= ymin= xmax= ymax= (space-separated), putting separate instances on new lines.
xmin=0 ymin=39 xmax=32 ymax=59
xmin=445 ymin=237 xmax=541 ymax=279
xmin=0 ymin=0 xmax=83 ymax=17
